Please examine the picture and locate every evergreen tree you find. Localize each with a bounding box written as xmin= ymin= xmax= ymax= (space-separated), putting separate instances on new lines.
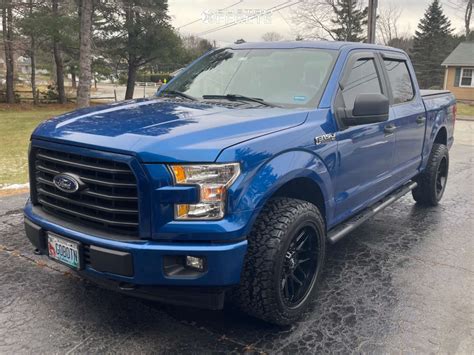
xmin=97 ymin=0 xmax=182 ymax=99
xmin=330 ymin=0 xmax=368 ymax=42
xmin=411 ymin=0 xmax=454 ymax=89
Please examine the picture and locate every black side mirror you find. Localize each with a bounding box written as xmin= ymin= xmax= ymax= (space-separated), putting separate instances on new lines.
xmin=342 ymin=93 xmax=389 ymax=126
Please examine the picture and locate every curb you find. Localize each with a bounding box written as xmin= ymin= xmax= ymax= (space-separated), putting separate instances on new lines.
xmin=457 ymin=116 xmax=474 ymax=122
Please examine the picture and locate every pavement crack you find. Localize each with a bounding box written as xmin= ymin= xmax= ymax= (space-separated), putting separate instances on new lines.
xmin=65 ymin=335 xmax=93 ymax=355
xmin=0 ymin=243 xmax=80 ymax=279
xmin=170 ymin=318 xmax=265 ymax=353
xmin=0 ymin=208 xmax=23 ymax=218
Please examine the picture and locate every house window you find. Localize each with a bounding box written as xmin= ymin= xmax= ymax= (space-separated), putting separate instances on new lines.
xmin=460 ymin=68 xmax=474 ymax=87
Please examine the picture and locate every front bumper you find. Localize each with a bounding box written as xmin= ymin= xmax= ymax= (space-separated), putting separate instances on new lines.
xmin=24 ymin=202 xmax=247 ymax=288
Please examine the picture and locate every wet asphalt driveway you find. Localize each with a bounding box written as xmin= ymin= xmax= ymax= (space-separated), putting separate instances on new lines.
xmin=0 ymin=121 xmax=473 ymax=353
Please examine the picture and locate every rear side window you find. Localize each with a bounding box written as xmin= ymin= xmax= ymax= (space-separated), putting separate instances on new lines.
xmin=342 ymin=58 xmax=382 ymax=109
xmin=383 ymin=60 xmax=415 ymax=104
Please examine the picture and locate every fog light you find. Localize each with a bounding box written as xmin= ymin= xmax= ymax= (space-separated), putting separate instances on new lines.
xmin=186 ymin=256 xmax=205 ymax=271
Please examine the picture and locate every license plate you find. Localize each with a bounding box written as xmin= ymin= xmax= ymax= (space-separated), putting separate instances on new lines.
xmin=47 ymin=233 xmax=81 ymax=270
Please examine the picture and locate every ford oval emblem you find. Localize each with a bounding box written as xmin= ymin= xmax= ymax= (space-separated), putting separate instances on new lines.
xmin=53 ymin=173 xmax=81 ymax=193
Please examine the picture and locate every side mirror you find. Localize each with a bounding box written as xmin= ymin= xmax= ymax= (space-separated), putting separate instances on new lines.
xmin=342 ymin=93 xmax=389 ymax=126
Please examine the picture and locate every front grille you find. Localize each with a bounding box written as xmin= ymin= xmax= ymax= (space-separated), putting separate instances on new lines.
xmin=32 ymin=147 xmax=139 ymax=236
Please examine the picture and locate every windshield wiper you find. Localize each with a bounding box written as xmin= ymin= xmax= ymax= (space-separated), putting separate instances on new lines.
xmin=160 ymin=90 xmax=198 ymax=101
xmin=202 ymin=94 xmax=279 ymax=107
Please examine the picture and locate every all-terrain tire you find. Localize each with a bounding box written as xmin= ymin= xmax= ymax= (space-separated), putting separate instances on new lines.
xmin=412 ymin=143 xmax=449 ymax=206
xmin=234 ymin=198 xmax=326 ymax=325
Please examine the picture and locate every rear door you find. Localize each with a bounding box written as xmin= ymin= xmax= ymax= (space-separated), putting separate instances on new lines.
xmin=380 ymin=53 xmax=426 ymax=182
xmin=333 ymin=51 xmax=396 ymax=223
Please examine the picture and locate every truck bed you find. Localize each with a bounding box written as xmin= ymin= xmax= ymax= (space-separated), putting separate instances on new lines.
xmin=420 ymin=89 xmax=451 ymax=97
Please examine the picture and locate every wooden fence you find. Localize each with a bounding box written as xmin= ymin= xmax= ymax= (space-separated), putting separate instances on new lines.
xmin=0 ymin=89 xmax=117 ymax=103
xmin=1 ymin=82 xmax=163 ymax=103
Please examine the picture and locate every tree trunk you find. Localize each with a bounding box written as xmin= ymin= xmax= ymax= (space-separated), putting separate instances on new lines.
xmin=124 ymin=4 xmax=137 ymax=100
xmin=30 ymin=36 xmax=37 ymax=104
xmin=466 ymin=0 xmax=472 ymax=38
xmin=77 ymin=0 xmax=93 ymax=108
xmin=2 ymin=0 xmax=15 ymax=104
xmin=71 ymin=70 xmax=77 ymax=89
xmin=30 ymin=19 xmax=37 ymax=104
xmin=125 ymin=63 xmax=137 ymax=100
xmin=52 ymin=0 xmax=66 ymax=104
xmin=28 ymin=0 xmax=38 ymax=105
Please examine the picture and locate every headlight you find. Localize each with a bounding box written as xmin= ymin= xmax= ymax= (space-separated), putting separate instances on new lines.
xmin=169 ymin=163 xmax=240 ymax=220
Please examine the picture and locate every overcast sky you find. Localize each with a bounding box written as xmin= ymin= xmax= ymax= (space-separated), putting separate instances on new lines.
xmin=168 ymin=0 xmax=467 ymax=45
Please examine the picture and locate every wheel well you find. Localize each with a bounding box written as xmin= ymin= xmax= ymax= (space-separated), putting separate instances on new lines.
xmin=434 ymin=127 xmax=447 ymax=146
xmin=272 ymin=177 xmax=326 ymax=220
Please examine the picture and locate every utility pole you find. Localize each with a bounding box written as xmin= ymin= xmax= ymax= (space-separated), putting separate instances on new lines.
xmin=367 ymin=0 xmax=378 ymax=43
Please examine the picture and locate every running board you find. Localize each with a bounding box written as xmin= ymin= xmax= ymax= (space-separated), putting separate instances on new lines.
xmin=327 ymin=181 xmax=418 ymax=244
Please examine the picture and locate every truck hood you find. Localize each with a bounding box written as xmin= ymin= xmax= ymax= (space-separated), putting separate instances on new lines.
xmin=32 ymin=98 xmax=308 ymax=162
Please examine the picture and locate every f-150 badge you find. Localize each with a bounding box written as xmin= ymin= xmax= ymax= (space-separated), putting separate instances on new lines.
xmin=314 ymin=133 xmax=336 ymax=145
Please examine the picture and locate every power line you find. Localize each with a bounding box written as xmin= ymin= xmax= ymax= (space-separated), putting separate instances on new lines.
xmin=440 ymin=0 xmax=467 ymax=20
xmin=442 ymin=1 xmax=464 ymax=13
xmin=210 ymin=1 xmax=300 ymax=35
xmin=197 ymin=1 xmax=293 ymax=36
xmin=197 ymin=1 xmax=301 ymax=37
xmin=277 ymin=8 xmax=293 ymax=30
xmin=177 ymin=0 xmax=244 ymax=30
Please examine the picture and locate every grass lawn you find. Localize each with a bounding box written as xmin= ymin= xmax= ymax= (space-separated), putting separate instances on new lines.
xmin=457 ymin=102 xmax=474 ymax=117
xmin=0 ymin=104 xmax=74 ymax=186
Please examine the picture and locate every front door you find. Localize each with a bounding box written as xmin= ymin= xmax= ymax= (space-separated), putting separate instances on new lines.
xmin=333 ymin=52 xmax=396 ymax=224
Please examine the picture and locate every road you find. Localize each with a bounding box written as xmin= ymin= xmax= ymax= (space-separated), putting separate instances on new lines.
xmin=0 ymin=121 xmax=472 ymax=353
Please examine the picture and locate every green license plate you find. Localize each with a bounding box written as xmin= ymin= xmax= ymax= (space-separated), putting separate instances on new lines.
xmin=47 ymin=233 xmax=81 ymax=270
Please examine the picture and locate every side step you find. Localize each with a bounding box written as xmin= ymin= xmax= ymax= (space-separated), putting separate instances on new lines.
xmin=327 ymin=181 xmax=418 ymax=244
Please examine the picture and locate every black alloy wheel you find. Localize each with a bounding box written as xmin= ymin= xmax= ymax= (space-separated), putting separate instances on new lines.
xmin=281 ymin=226 xmax=319 ymax=309
xmin=435 ymin=156 xmax=448 ymax=199
xmin=234 ymin=198 xmax=326 ymax=325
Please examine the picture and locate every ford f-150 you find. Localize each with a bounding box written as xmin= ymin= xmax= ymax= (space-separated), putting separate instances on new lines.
xmin=24 ymin=41 xmax=455 ymax=325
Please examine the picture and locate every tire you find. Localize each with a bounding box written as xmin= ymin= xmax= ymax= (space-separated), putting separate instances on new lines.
xmin=412 ymin=143 xmax=449 ymax=206
xmin=234 ymin=198 xmax=326 ymax=325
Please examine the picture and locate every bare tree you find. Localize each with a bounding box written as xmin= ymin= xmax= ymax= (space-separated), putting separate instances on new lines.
xmin=387 ymin=36 xmax=414 ymax=53
xmin=77 ymin=0 xmax=93 ymax=108
xmin=464 ymin=0 xmax=472 ymax=37
xmin=2 ymin=0 xmax=15 ymax=103
xmin=292 ymin=0 xmax=338 ymax=40
xmin=292 ymin=0 xmax=367 ymax=41
xmin=27 ymin=0 xmax=38 ymax=104
xmin=52 ymin=0 xmax=66 ymax=104
xmin=262 ymin=31 xmax=283 ymax=41
xmin=377 ymin=2 xmax=402 ymax=45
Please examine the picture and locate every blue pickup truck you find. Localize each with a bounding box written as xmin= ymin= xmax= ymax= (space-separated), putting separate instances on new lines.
xmin=24 ymin=41 xmax=455 ymax=325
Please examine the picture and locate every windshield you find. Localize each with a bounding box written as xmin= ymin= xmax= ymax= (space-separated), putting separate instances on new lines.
xmin=161 ymin=48 xmax=338 ymax=108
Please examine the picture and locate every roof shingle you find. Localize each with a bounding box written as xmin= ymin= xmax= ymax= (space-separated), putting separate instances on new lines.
xmin=442 ymin=42 xmax=474 ymax=67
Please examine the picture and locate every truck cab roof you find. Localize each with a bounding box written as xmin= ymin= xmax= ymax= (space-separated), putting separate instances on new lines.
xmin=228 ymin=40 xmax=407 ymax=54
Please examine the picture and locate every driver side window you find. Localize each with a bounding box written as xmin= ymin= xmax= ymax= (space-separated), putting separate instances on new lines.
xmin=342 ymin=58 xmax=382 ymax=109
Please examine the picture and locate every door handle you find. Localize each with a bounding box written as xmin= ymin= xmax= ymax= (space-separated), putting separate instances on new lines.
xmin=416 ymin=115 xmax=426 ymax=125
xmin=384 ymin=124 xmax=396 ymax=135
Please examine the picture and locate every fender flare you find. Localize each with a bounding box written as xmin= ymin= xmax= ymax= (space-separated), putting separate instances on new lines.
xmin=421 ymin=109 xmax=449 ymax=170
xmin=229 ymin=149 xmax=335 ymax=232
